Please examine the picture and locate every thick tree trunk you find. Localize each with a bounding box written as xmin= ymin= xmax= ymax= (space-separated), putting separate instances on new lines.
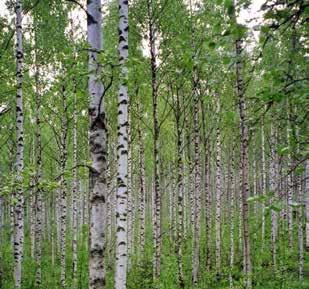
xmin=87 ymin=0 xmax=107 ymax=288
xmin=14 ymin=1 xmax=24 ymax=287
xmin=115 ymin=1 xmax=129 ymax=288
xmin=236 ymin=38 xmax=252 ymax=289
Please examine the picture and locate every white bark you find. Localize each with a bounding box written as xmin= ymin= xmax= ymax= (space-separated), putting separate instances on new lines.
xmin=175 ymin=91 xmax=184 ymax=288
xmin=137 ymin=100 xmax=146 ymax=254
xmin=87 ymin=0 xmax=107 ymax=288
xmin=72 ymin=81 xmax=78 ymax=289
xmin=236 ymin=37 xmax=252 ymax=289
xmin=127 ymin=108 xmax=133 ymax=259
xmin=14 ymin=1 xmax=24 ymax=287
xmin=192 ymin=73 xmax=201 ymax=285
xmin=34 ymin=49 xmax=42 ymax=287
xmin=296 ymin=127 xmax=304 ymax=280
xmin=147 ymin=0 xmax=161 ymax=279
xmin=115 ymin=0 xmax=129 ymax=287
xmin=60 ymin=84 xmax=68 ymax=288
xmin=261 ymin=119 xmax=266 ymax=246
xmin=287 ymin=112 xmax=293 ymax=249
xmin=270 ymin=121 xmax=278 ymax=273
xmin=215 ymin=93 xmax=222 ymax=277
xmin=229 ymin=153 xmax=235 ymax=288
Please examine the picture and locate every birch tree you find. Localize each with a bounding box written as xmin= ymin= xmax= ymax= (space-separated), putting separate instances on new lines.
xmin=115 ymin=0 xmax=129 ymax=288
xmin=87 ymin=0 xmax=107 ymax=288
xmin=235 ymin=36 xmax=252 ymax=289
xmin=14 ymin=1 xmax=25 ymax=287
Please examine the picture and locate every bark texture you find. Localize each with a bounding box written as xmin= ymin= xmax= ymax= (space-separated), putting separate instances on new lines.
xmin=215 ymin=93 xmax=222 ymax=277
xmin=87 ymin=0 xmax=107 ymax=288
xmin=236 ymin=38 xmax=252 ymax=289
xmin=14 ymin=1 xmax=24 ymax=287
xmin=115 ymin=0 xmax=129 ymax=288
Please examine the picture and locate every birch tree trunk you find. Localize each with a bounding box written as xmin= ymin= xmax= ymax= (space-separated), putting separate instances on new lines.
xmin=297 ymin=169 xmax=304 ymax=280
xmin=296 ymin=127 xmax=304 ymax=280
xmin=215 ymin=93 xmax=222 ymax=278
xmin=192 ymin=72 xmax=201 ymax=285
xmin=14 ymin=1 xmax=24 ymax=287
xmin=286 ymin=105 xmax=293 ymax=249
xmin=72 ymin=79 xmax=78 ymax=289
xmin=34 ymin=49 xmax=42 ymax=288
xmin=201 ymin=98 xmax=211 ymax=270
xmin=229 ymin=152 xmax=235 ymax=288
xmin=127 ymin=108 xmax=133 ymax=259
xmin=269 ymin=121 xmax=278 ymax=274
xmin=147 ymin=0 xmax=161 ymax=280
xmin=261 ymin=118 xmax=266 ymax=247
xmin=137 ymin=99 xmax=146 ymax=254
xmin=30 ymin=140 xmax=36 ymax=259
xmin=60 ymin=84 xmax=68 ymax=288
xmin=175 ymin=91 xmax=184 ymax=288
xmin=115 ymin=1 xmax=129 ymax=288
xmin=87 ymin=0 xmax=107 ymax=288
xmin=236 ymin=38 xmax=252 ymax=289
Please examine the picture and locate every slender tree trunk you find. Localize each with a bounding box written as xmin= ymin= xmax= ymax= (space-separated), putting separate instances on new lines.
xmin=60 ymin=84 xmax=68 ymax=288
xmin=201 ymin=98 xmax=211 ymax=270
xmin=296 ymin=127 xmax=304 ymax=280
xmin=215 ymin=93 xmax=222 ymax=278
xmin=72 ymin=79 xmax=78 ymax=289
xmin=305 ymin=160 xmax=309 ymax=251
xmin=286 ymin=103 xmax=293 ymax=249
xmin=34 ymin=48 xmax=42 ymax=288
xmin=297 ymin=171 xmax=304 ymax=280
xmin=14 ymin=1 xmax=24 ymax=287
xmin=236 ymin=38 xmax=252 ymax=289
xmin=229 ymin=152 xmax=235 ymax=288
xmin=261 ymin=118 xmax=266 ymax=247
xmin=115 ymin=1 xmax=129 ymax=288
xmin=137 ymin=99 xmax=146 ymax=255
xmin=269 ymin=122 xmax=278 ymax=274
xmin=87 ymin=0 xmax=107 ymax=288
xmin=147 ymin=0 xmax=161 ymax=280
xmin=175 ymin=91 xmax=184 ymax=288
xmin=30 ymin=139 xmax=36 ymax=259
xmin=192 ymin=72 xmax=201 ymax=286
xmin=252 ymin=152 xmax=257 ymax=215
xmin=127 ymin=107 xmax=133 ymax=260
xmin=0 ymin=196 xmax=2 ymax=242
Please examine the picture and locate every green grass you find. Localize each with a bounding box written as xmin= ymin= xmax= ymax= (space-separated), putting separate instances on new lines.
xmin=0 ymin=218 xmax=308 ymax=289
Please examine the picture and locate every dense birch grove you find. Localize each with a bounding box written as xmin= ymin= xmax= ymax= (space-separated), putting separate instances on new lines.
xmin=0 ymin=0 xmax=308 ymax=289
